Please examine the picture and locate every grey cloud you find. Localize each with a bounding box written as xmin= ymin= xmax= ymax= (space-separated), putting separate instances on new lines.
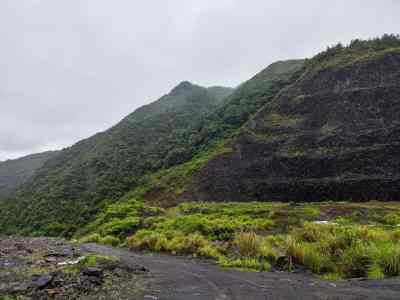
xmin=1 ymin=0 xmax=399 ymax=160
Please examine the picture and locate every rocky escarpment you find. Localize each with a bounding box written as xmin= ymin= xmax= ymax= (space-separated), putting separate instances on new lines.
xmin=185 ymin=48 xmax=400 ymax=201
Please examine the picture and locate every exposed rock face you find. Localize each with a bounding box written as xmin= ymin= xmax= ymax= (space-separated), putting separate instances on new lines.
xmin=186 ymin=51 xmax=400 ymax=201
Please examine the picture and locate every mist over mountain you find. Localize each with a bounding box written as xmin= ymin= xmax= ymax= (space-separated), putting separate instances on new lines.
xmin=0 ymin=151 xmax=59 ymax=197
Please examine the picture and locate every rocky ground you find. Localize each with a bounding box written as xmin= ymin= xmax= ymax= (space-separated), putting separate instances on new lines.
xmin=3 ymin=237 xmax=400 ymax=299
xmin=84 ymin=243 xmax=400 ymax=300
xmin=0 ymin=237 xmax=154 ymax=299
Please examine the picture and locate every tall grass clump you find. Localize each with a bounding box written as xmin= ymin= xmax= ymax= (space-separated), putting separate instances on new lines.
xmin=286 ymin=221 xmax=400 ymax=279
xmin=127 ymin=229 xmax=223 ymax=258
xmin=234 ymin=231 xmax=260 ymax=257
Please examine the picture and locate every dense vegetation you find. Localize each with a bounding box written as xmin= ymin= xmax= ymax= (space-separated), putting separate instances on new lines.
xmin=1 ymin=34 xmax=400 ymax=260
xmin=70 ymin=35 xmax=400 ymax=280
xmin=0 ymin=59 xmax=304 ymax=236
xmin=0 ymin=83 xmax=232 ymax=236
xmin=77 ymin=200 xmax=400 ymax=279
xmin=0 ymin=151 xmax=58 ymax=197
xmin=303 ymin=34 xmax=400 ymax=75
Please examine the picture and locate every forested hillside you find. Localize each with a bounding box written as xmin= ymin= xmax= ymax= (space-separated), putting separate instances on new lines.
xmin=0 ymin=59 xmax=304 ymax=236
xmin=0 ymin=151 xmax=58 ymax=197
xmin=2 ymin=35 xmax=400 ymax=238
xmin=0 ymin=83 xmax=233 ymax=235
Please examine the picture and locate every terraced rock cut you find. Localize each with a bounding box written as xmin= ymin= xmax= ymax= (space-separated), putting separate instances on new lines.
xmin=184 ymin=42 xmax=400 ymax=202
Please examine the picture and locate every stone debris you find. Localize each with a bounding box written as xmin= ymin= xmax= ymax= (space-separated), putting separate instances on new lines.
xmin=0 ymin=237 xmax=150 ymax=299
xmin=313 ymin=220 xmax=338 ymax=225
xmin=57 ymin=256 xmax=86 ymax=266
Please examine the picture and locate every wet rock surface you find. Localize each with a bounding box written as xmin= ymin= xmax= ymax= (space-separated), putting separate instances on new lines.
xmin=84 ymin=243 xmax=400 ymax=300
xmin=3 ymin=237 xmax=400 ymax=299
xmin=0 ymin=237 xmax=152 ymax=299
xmin=185 ymin=52 xmax=400 ymax=202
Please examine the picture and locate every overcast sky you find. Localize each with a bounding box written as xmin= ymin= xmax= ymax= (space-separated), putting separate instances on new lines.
xmin=0 ymin=0 xmax=399 ymax=161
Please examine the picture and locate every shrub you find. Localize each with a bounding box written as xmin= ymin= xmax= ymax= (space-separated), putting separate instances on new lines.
xmin=79 ymin=233 xmax=101 ymax=243
xmin=357 ymin=226 xmax=390 ymax=243
xmin=391 ymin=229 xmax=400 ymax=241
xmin=378 ymin=243 xmax=400 ymax=276
xmin=80 ymin=254 xmax=119 ymax=267
xmin=80 ymin=201 xmax=400 ymax=279
xmin=286 ymin=236 xmax=307 ymax=263
xmin=100 ymin=235 xmax=120 ymax=246
xmin=302 ymin=206 xmax=320 ymax=218
xmin=368 ymin=264 xmax=385 ymax=279
xmin=101 ymin=217 xmax=140 ymax=236
xmin=198 ymin=244 xmax=222 ymax=259
xmin=286 ymin=222 xmax=400 ymax=278
xmin=127 ymin=230 xmax=218 ymax=257
xmin=127 ymin=229 xmax=165 ymax=250
xmin=219 ymin=257 xmax=270 ymax=271
xmin=289 ymin=241 xmax=333 ymax=274
xmin=166 ymin=233 xmax=209 ymax=254
xmin=259 ymin=238 xmax=279 ymax=263
xmin=383 ymin=213 xmax=400 ymax=226
xmin=234 ymin=231 xmax=260 ymax=257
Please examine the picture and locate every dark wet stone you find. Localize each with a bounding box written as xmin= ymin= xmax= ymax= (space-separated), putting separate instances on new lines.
xmin=45 ymin=257 xmax=57 ymax=263
xmin=8 ymin=282 xmax=30 ymax=293
xmin=33 ymin=274 xmax=53 ymax=289
xmin=85 ymin=275 xmax=103 ymax=285
xmin=275 ymin=256 xmax=289 ymax=269
xmin=82 ymin=267 xmax=103 ymax=277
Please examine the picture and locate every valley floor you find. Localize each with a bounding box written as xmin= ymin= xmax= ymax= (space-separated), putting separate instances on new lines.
xmin=81 ymin=201 xmax=400 ymax=280
xmin=84 ymin=243 xmax=400 ymax=300
xmin=2 ymin=237 xmax=400 ymax=299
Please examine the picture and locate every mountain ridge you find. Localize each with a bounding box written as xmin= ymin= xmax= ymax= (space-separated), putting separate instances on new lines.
xmin=2 ymin=35 xmax=400 ymax=237
xmin=0 ymin=81 xmax=234 ymax=235
xmin=0 ymin=151 xmax=59 ymax=197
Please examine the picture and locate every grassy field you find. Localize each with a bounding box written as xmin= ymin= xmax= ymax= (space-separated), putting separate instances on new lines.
xmin=77 ymin=201 xmax=400 ymax=280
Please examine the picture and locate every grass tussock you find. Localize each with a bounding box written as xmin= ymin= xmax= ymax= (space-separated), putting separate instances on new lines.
xmin=76 ymin=201 xmax=400 ymax=279
xmin=287 ymin=222 xmax=400 ymax=279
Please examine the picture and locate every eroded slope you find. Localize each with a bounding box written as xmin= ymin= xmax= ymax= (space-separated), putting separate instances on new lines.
xmin=186 ymin=45 xmax=400 ymax=201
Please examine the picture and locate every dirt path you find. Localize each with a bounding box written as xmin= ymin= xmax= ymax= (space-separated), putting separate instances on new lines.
xmin=83 ymin=243 xmax=400 ymax=300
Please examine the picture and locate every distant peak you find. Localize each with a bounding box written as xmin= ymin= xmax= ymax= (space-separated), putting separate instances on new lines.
xmin=170 ymin=81 xmax=196 ymax=94
xmin=177 ymin=81 xmax=193 ymax=87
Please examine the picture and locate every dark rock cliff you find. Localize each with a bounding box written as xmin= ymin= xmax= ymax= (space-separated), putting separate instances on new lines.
xmin=186 ymin=49 xmax=400 ymax=201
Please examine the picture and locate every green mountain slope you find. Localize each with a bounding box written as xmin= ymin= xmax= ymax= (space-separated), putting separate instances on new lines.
xmin=0 ymin=151 xmax=59 ymax=197
xmin=93 ymin=59 xmax=306 ymax=208
xmin=75 ymin=35 xmax=400 ymax=244
xmin=0 ymin=59 xmax=304 ymax=237
xmin=5 ymin=35 xmax=400 ymax=238
xmin=0 ymin=83 xmax=232 ymax=236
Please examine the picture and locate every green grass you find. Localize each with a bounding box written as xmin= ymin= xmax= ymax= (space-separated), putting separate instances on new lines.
xmin=287 ymin=221 xmax=400 ymax=279
xmin=80 ymin=253 xmax=120 ymax=267
xmin=77 ymin=201 xmax=400 ymax=279
xmin=219 ymin=257 xmax=271 ymax=272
